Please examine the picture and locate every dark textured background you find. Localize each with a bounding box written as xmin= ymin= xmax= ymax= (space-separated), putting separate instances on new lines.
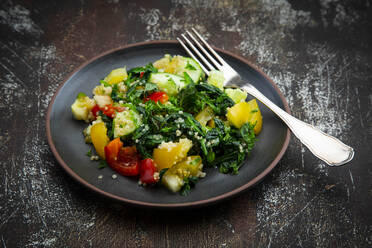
xmin=1 ymin=0 xmax=371 ymax=247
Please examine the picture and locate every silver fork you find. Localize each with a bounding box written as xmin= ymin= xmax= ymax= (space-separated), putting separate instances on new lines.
xmin=177 ymin=28 xmax=354 ymax=166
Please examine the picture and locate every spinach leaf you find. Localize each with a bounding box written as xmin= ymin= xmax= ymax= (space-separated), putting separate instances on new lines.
xmin=179 ymin=82 xmax=234 ymax=116
xmin=127 ymin=63 xmax=158 ymax=79
xmin=99 ymin=112 xmax=114 ymax=139
xmin=209 ymin=122 xmax=256 ymax=174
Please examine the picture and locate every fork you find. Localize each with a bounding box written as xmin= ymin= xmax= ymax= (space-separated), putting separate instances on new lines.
xmin=177 ymin=28 xmax=354 ymax=166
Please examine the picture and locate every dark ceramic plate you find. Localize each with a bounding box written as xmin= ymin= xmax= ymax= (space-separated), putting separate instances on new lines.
xmin=46 ymin=41 xmax=290 ymax=209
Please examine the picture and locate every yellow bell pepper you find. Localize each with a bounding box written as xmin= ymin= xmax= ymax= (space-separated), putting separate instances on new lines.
xmin=226 ymin=101 xmax=250 ymax=128
xmin=153 ymin=138 xmax=193 ymax=170
xmin=247 ymin=99 xmax=262 ymax=135
xmin=226 ymin=99 xmax=262 ymax=134
xmin=104 ymin=67 xmax=128 ymax=85
xmin=90 ymin=122 xmax=109 ymax=159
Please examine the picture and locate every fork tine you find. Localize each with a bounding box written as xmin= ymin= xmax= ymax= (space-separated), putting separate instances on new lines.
xmin=185 ymin=30 xmax=222 ymax=69
xmin=191 ymin=28 xmax=226 ymax=65
xmin=177 ymin=38 xmax=209 ymax=75
xmin=180 ymin=33 xmax=216 ymax=72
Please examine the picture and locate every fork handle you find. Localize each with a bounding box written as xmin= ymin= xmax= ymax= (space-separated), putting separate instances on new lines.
xmin=242 ymin=83 xmax=354 ymax=166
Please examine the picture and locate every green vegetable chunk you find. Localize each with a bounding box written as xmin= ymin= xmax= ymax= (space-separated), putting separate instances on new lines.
xmin=113 ymin=106 xmax=142 ymax=138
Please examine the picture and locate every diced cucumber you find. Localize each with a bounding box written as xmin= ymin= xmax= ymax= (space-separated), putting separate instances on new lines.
xmin=207 ymin=70 xmax=225 ymax=90
xmin=149 ymin=73 xmax=186 ymax=96
xmin=225 ymin=88 xmax=247 ymax=103
xmin=71 ymin=93 xmax=95 ymax=122
xmin=161 ymin=156 xmax=203 ymax=193
xmin=177 ymin=57 xmax=203 ymax=83
xmin=113 ymin=106 xmax=142 ymax=138
xmin=162 ymin=174 xmax=184 ymax=193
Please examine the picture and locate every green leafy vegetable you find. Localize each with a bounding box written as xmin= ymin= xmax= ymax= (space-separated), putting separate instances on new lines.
xmin=77 ymin=57 xmax=259 ymax=195
xmin=100 ymin=80 xmax=111 ymax=87
xmin=180 ymin=176 xmax=198 ymax=196
xmin=98 ymin=159 xmax=107 ymax=169
xmin=86 ymin=149 xmax=92 ymax=157
xmin=77 ymin=92 xmax=87 ymax=99
xmin=99 ymin=112 xmax=114 ymax=139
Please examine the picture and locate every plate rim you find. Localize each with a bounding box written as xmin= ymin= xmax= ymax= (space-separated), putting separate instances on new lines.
xmin=46 ymin=40 xmax=291 ymax=208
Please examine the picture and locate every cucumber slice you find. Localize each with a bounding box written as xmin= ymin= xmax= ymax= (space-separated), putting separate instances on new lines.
xmin=176 ymin=57 xmax=203 ymax=83
xmin=225 ymin=88 xmax=247 ymax=103
xmin=149 ymin=73 xmax=186 ymax=96
xmin=113 ymin=107 xmax=142 ymax=138
xmin=207 ymin=70 xmax=225 ymax=90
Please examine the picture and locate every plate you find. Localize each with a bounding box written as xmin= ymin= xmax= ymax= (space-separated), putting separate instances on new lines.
xmin=46 ymin=41 xmax=290 ymax=209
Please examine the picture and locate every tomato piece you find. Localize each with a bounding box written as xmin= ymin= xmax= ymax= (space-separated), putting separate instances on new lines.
xmin=102 ymin=104 xmax=116 ymax=118
xmin=140 ymin=158 xmax=158 ymax=184
xmin=139 ymin=71 xmax=145 ymax=78
xmin=100 ymin=104 xmax=126 ymax=118
xmin=110 ymin=146 xmax=140 ymax=176
xmin=114 ymin=105 xmax=126 ymax=112
xmin=144 ymin=91 xmax=169 ymax=104
xmin=93 ymin=104 xmax=126 ymax=119
xmin=91 ymin=104 xmax=100 ymax=119
xmin=104 ymin=138 xmax=123 ymax=165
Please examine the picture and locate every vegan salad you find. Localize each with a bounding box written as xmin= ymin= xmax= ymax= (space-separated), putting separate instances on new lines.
xmin=71 ymin=54 xmax=262 ymax=195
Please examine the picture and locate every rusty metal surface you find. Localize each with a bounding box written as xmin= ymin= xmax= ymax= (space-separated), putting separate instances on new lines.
xmin=0 ymin=0 xmax=371 ymax=247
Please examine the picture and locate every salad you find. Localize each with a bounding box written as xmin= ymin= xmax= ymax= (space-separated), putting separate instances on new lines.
xmin=71 ymin=54 xmax=262 ymax=195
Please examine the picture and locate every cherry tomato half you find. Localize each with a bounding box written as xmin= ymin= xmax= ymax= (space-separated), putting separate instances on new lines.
xmin=144 ymin=91 xmax=169 ymax=104
xmin=91 ymin=104 xmax=101 ymax=118
xmin=93 ymin=104 xmax=126 ymax=119
xmin=102 ymin=104 xmax=116 ymax=118
xmin=140 ymin=158 xmax=158 ymax=184
xmin=106 ymin=144 xmax=140 ymax=176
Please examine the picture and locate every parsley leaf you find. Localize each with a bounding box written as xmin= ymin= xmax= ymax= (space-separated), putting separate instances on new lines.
xmin=86 ymin=149 xmax=92 ymax=157
xmin=100 ymin=80 xmax=111 ymax=87
xmin=98 ymin=160 xmax=107 ymax=169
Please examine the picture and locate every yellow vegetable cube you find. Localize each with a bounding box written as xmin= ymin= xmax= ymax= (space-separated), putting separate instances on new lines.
xmin=90 ymin=122 xmax=109 ymax=159
xmin=153 ymin=54 xmax=172 ymax=72
xmin=104 ymin=67 xmax=128 ymax=85
xmin=226 ymin=99 xmax=262 ymax=134
xmin=153 ymin=138 xmax=193 ymax=170
xmin=247 ymin=99 xmax=262 ymax=135
xmin=207 ymin=119 xmax=215 ymax=128
xmin=195 ymin=106 xmax=214 ymax=126
xmin=154 ymin=55 xmax=186 ymax=75
xmin=226 ymin=101 xmax=250 ymax=128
